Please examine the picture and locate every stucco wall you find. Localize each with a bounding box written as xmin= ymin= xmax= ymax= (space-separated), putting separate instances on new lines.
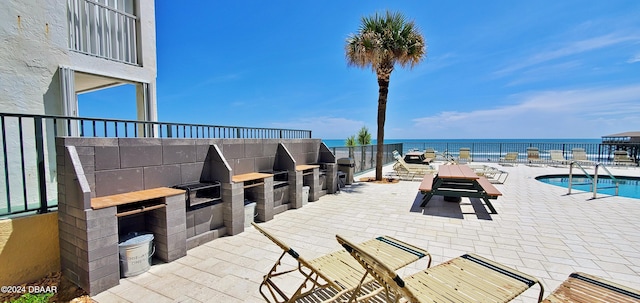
xmin=0 ymin=0 xmax=158 ymax=213
xmin=0 ymin=212 xmax=60 ymax=286
xmin=0 ymin=0 xmax=157 ymax=115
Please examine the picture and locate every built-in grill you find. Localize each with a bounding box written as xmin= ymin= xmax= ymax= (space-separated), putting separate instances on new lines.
xmin=174 ymin=181 xmax=222 ymax=208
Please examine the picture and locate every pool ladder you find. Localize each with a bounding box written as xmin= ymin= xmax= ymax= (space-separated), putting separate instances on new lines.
xmin=568 ymin=162 xmax=619 ymax=199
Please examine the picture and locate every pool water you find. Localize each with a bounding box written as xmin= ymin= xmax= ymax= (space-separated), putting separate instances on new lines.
xmin=536 ymin=174 xmax=640 ymax=199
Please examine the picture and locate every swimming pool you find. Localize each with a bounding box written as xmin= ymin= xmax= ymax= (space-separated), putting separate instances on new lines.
xmin=536 ymin=174 xmax=640 ymax=199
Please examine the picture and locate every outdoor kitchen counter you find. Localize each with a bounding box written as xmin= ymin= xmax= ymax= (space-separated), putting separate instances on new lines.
xmin=91 ymin=187 xmax=185 ymax=210
xmin=296 ymin=164 xmax=320 ymax=171
xmin=232 ymin=172 xmax=274 ymax=189
xmin=232 ymin=172 xmax=274 ymax=183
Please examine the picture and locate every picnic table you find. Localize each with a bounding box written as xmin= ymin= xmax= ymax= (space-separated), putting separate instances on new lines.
xmin=404 ymin=151 xmax=433 ymax=164
xmin=419 ymin=164 xmax=502 ymax=214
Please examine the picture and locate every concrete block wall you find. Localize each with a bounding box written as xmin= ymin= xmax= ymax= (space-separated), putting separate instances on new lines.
xmin=56 ymin=137 xmax=333 ymax=294
xmin=146 ymin=194 xmax=187 ymax=262
xmin=222 ymin=182 xmax=244 ymax=236
xmin=57 ymin=146 xmax=120 ymax=296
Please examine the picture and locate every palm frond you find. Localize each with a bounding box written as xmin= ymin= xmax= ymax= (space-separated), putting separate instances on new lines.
xmin=345 ymin=10 xmax=426 ymax=72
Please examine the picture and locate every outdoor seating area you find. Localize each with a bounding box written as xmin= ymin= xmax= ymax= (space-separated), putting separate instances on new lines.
xmin=391 ymin=150 xmax=436 ymax=181
xmin=252 ymin=222 xmax=431 ymax=303
xmin=549 ymin=150 xmax=570 ymax=167
xmin=469 ymin=164 xmax=510 ymax=184
xmin=418 ymin=164 xmax=502 ymax=214
xmin=499 ymin=151 xmax=519 ymax=166
xmin=88 ymin=162 xmax=640 ymax=302
xmin=614 ymin=150 xmax=637 ymax=166
xmin=570 ymin=148 xmax=595 ymax=166
xmin=336 ymin=235 xmax=544 ymax=302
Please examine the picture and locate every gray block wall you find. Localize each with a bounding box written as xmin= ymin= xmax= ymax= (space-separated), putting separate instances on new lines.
xmin=56 ymin=137 xmax=333 ymax=295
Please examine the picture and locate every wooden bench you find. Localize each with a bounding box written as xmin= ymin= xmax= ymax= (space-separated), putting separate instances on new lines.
xmin=91 ymin=187 xmax=185 ymax=217
xmin=476 ymin=176 xmax=502 ymax=197
xmin=418 ymin=174 xmax=434 ymax=193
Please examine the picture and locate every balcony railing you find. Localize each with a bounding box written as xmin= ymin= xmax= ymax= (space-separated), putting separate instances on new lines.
xmin=0 ymin=112 xmax=312 ymax=218
xmin=68 ymin=0 xmax=138 ymax=65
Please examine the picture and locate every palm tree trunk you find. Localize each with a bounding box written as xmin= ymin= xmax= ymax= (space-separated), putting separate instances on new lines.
xmin=376 ymin=75 xmax=390 ymax=180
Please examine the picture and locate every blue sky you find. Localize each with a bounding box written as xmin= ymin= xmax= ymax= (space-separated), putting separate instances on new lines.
xmin=79 ymin=1 xmax=640 ymax=140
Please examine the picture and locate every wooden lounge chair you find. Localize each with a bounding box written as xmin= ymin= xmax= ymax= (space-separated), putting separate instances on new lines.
xmin=570 ymin=148 xmax=595 ymax=166
xmin=336 ymin=234 xmax=544 ymax=303
xmin=614 ymin=150 xmax=636 ymax=166
xmin=543 ymin=272 xmax=640 ymax=302
xmin=549 ymin=150 xmax=569 ymax=167
xmin=458 ymin=147 xmax=472 ymax=163
xmin=499 ymin=151 xmax=519 ymax=166
xmin=252 ymin=222 xmax=432 ymax=303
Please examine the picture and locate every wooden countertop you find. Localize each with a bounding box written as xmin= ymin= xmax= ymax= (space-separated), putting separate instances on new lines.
xmin=296 ymin=164 xmax=320 ymax=171
xmin=91 ymin=187 xmax=185 ymax=210
xmin=232 ymin=172 xmax=273 ymax=183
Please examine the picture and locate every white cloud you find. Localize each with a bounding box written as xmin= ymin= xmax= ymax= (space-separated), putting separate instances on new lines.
xmin=410 ymin=84 xmax=640 ymax=139
xmin=628 ymin=53 xmax=640 ymax=63
xmin=494 ymin=33 xmax=639 ymax=77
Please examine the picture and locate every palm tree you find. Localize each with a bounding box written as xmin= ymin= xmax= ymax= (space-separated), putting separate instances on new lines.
xmin=345 ymin=135 xmax=356 ymax=158
xmin=357 ymin=126 xmax=372 ymax=170
xmin=346 ymin=11 xmax=426 ymax=180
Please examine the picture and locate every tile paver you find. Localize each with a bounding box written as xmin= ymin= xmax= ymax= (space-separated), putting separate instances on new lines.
xmin=94 ymin=162 xmax=640 ymax=303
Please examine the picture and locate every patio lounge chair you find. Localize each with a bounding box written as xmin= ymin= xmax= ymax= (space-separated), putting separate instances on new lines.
xmin=543 ymin=272 xmax=640 ymax=302
xmin=614 ymin=150 xmax=636 ymax=166
xmin=570 ymin=148 xmax=595 ymax=166
xmin=458 ymin=147 xmax=472 ymax=163
xmin=252 ymin=222 xmax=432 ymax=303
xmin=527 ymin=147 xmax=544 ymax=166
xmin=422 ymin=148 xmax=436 ymax=163
xmin=391 ymin=150 xmax=436 ymax=181
xmin=468 ymin=164 xmax=509 ymax=184
xmin=336 ymin=234 xmax=544 ymax=303
xmin=499 ymin=151 xmax=519 ymax=166
xmin=549 ymin=150 xmax=569 ymax=167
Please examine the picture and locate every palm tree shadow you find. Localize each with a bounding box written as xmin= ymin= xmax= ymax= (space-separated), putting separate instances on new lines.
xmin=409 ymin=193 xmax=492 ymax=220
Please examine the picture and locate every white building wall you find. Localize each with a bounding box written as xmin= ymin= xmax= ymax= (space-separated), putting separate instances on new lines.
xmin=0 ymin=0 xmax=157 ymax=116
xmin=0 ymin=0 xmax=157 ymax=212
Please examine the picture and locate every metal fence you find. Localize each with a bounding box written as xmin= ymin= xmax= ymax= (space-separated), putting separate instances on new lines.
xmin=399 ymin=141 xmax=639 ymax=164
xmin=327 ymin=144 xmax=403 ymax=174
xmin=0 ymin=112 xmax=312 ymax=218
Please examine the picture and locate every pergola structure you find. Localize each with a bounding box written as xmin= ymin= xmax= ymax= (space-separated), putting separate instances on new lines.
xmin=601 ymin=131 xmax=640 ymax=162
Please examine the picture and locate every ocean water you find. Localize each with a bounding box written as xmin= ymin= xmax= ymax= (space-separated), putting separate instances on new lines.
xmin=322 ymin=138 xmax=601 ymax=148
xmin=323 ymin=138 xmax=605 ymax=162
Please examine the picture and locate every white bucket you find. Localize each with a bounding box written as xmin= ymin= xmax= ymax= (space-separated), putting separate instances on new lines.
xmin=244 ymin=201 xmax=256 ymax=228
xmin=118 ymin=233 xmax=154 ymax=277
xmin=302 ymin=186 xmax=310 ymax=205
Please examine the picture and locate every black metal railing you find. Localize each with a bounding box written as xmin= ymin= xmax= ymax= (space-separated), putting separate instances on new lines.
xmin=327 ymin=144 xmax=403 ymax=174
xmin=399 ymin=141 xmax=639 ymax=164
xmin=0 ymin=112 xmax=312 ymax=218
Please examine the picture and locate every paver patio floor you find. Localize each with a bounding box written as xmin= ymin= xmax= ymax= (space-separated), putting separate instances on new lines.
xmin=94 ymin=163 xmax=640 ymax=303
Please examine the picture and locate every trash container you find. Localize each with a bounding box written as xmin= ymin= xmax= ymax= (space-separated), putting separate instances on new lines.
xmin=337 ymin=158 xmax=355 ymax=185
xmin=302 ymin=186 xmax=310 ymax=205
xmin=244 ymin=200 xmax=256 ymax=228
xmin=119 ymin=232 xmax=154 ymax=277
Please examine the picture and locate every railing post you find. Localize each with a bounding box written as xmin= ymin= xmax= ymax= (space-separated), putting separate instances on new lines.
xmin=568 ymin=162 xmax=573 ymax=195
xmin=34 ymin=117 xmax=48 ymax=214
xmin=593 ymin=164 xmax=599 ymax=199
